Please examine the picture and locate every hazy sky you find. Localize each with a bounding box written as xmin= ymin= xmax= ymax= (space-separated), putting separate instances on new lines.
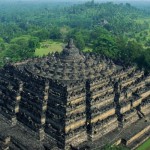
xmin=1 ymin=0 xmax=150 ymax=1
xmin=17 ymin=0 xmax=150 ymax=2
xmin=1 ymin=0 xmax=150 ymax=4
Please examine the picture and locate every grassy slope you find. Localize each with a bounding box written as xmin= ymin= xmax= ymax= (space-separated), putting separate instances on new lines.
xmin=137 ymin=138 xmax=150 ymax=150
xmin=35 ymin=40 xmax=92 ymax=56
xmin=83 ymin=47 xmax=92 ymax=52
xmin=135 ymin=18 xmax=150 ymax=24
xmin=35 ymin=40 xmax=64 ymax=56
xmin=35 ymin=19 xmax=150 ymax=57
xmin=133 ymin=18 xmax=150 ymax=48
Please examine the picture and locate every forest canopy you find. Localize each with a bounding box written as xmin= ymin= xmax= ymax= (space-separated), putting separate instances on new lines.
xmin=0 ymin=0 xmax=150 ymax=70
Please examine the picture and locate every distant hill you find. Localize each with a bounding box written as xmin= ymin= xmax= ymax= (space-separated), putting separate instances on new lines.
xmin=0 ymin=0 xmax=150 ymax=68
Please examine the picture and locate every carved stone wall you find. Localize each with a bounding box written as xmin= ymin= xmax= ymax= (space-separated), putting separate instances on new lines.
xmin=0 ymin=40 xmax=150 ymax=150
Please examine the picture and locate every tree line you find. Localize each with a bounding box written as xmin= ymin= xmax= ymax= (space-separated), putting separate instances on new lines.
xmin=0 ymin=1 xmax=150 ymax=70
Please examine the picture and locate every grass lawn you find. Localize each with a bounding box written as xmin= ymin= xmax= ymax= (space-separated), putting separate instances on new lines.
xmin=126 ymin=18 xmax=150 ymax=49
xmin=35 ymin=40 xmax=93 ymax=56
xmin=135 ymin=18 xmax=150 ymax=24
xmin=137 ymin=138 xmax=150 ymax=150
xmin=35 ymin=40 xmax=64 ymax=56
xmin=83 ymin=47 xmax=93 ymax=52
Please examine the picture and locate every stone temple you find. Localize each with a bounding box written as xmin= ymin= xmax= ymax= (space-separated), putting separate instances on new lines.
xmin=0 ymin=39 xmax=149 ymax=150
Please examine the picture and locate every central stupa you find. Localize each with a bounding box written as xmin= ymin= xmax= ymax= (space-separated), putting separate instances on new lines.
xmin=60 ymin=38 xmax=84 ymax=62
xmin=15 ymin=39 xmax=115 ymax=81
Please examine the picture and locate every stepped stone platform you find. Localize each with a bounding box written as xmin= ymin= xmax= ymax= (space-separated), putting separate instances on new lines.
xmin=78 ymin=113 xmax=150 ymax=150
xmin=0 ymin=113 xmax=149 ymax=150
xmin=0 ymin=114 xmax=57 ymax=150
xmin=0 ymin=39 xmax=150 ymax=150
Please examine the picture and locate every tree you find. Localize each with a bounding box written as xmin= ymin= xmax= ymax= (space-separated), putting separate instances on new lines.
xmin=0 ymin=38 xmax=5 ymax=51
xmin=4 ymin=44 xmax=22 ymax=62
xmin=28 ymin=37 xmax=40 ymax=50
xmin=74 ymin=32 xmax=85 ymax=50
xmin=3 ymin=35 xmax=40 ymax=61
xmin=49 ymin=27 xmax=61 ymax=40
xmin=32 ymin=29 xmax=49 ymax=41
xmin=126 ymin=3 xmax=131 ymax=8
xmin=119 ymin=41 xmax=143 ymax=64
xmin=137 ymin=48 xmax=150 ymax=70
xmin=145 ymin=39 xmax=150 ymax=47
xmin=92 ymin=27 xmax=118 ymax=59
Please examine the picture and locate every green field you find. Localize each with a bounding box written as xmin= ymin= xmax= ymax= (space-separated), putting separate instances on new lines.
xmin=132 ymin=18 xmax=150 ymax=48
xmin=35 ymin=40 xmax=93 ymax=56
xmin=83 ymin=47 xmax=93 ymax=52
xmin=125 ymin=18 xmax=150 ymax=49
xmin=135 ymin=18 xmax=150 ymax=24
xmin=137 ymin=138 xmax=150 ymax=150
xmin=35 ymin=40 xmax=64 ymax=56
